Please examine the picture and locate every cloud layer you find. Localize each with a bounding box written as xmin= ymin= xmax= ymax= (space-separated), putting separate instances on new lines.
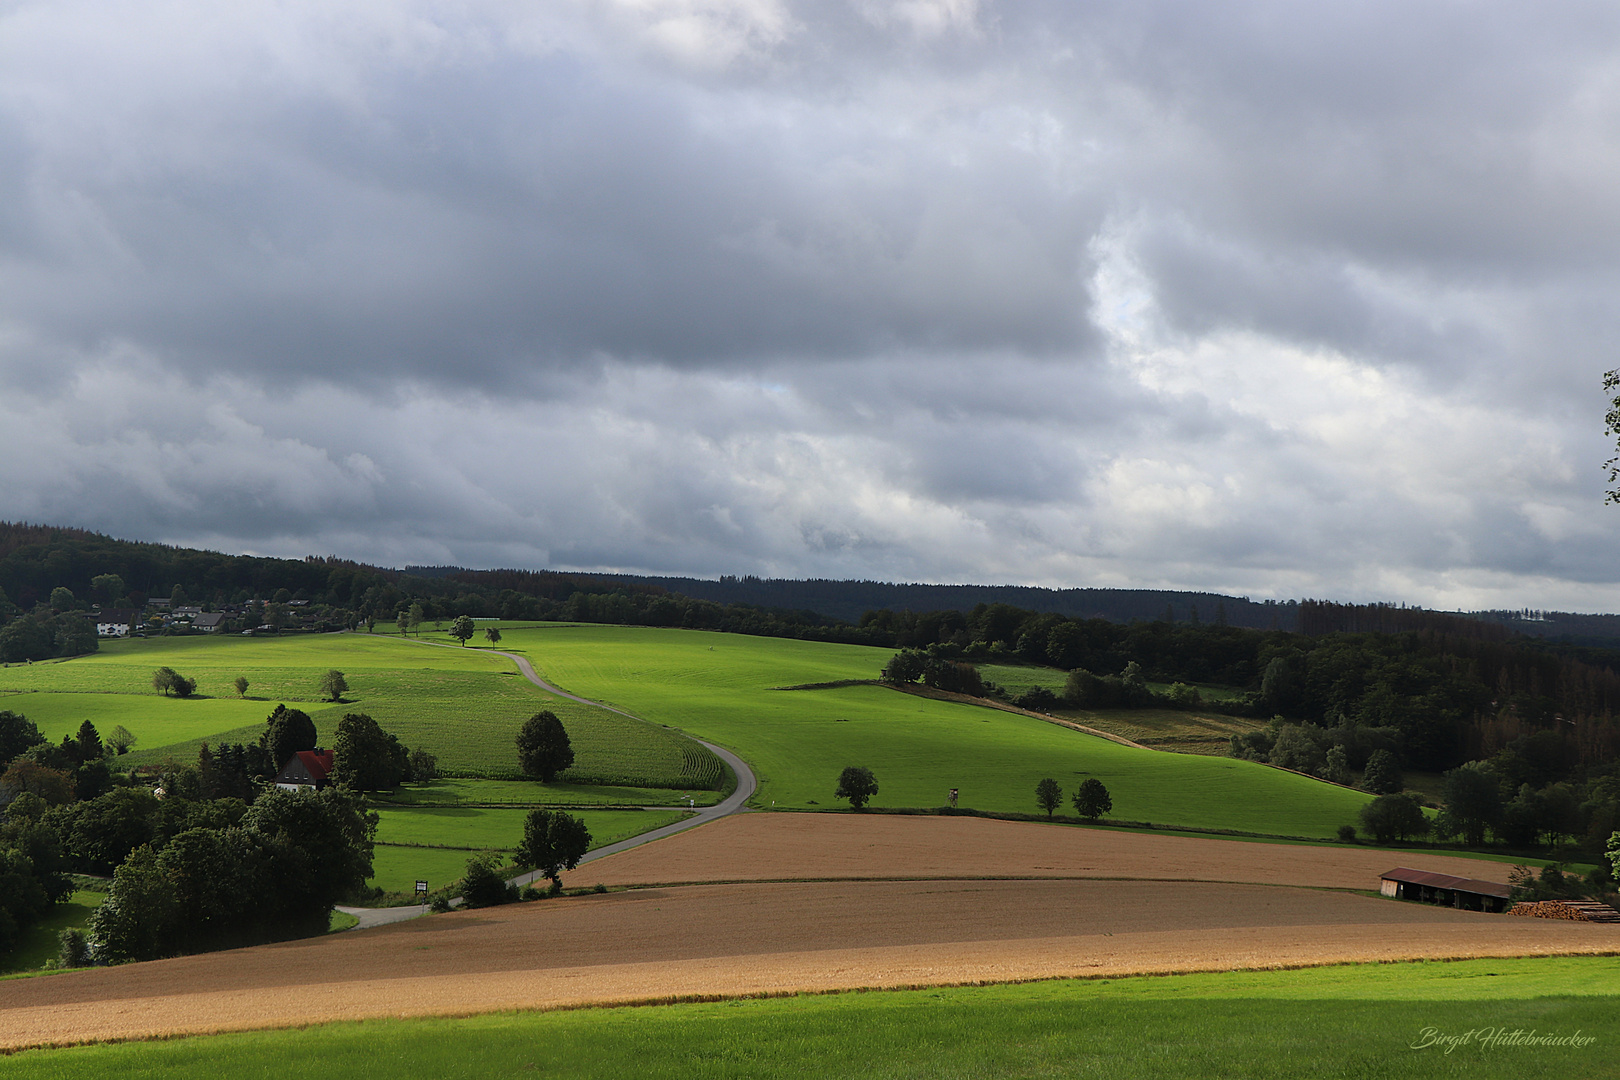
xmin=4 ymin=0 xmax=1620 ymax=610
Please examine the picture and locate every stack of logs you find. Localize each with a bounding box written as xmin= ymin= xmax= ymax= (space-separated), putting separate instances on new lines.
xmin=1508 ymin=899 xmax=1620 ymax=923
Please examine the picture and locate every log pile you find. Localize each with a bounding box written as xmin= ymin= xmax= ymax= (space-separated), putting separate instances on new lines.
xmin=1508 ymin=899 xmax=1620 ymax=923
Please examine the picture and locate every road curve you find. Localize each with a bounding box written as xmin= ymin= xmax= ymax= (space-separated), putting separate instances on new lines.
xmin=339 ymin=635 xmax=757 ymax=929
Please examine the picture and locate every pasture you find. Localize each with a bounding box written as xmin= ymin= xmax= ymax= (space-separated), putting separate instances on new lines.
xmin=10 ymin=957 xmax=1617 ymax=1078
xmin=368 ymin=806 xmax=687 ymax=893
xmin=0 ymin=633 xmax=722 ymax=791
xmin=465 ymin=625 xmax=1373 ymax=838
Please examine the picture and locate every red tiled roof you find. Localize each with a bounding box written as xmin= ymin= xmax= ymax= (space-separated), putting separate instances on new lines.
xmin=295 ymin=750 xmax=334 ymax=782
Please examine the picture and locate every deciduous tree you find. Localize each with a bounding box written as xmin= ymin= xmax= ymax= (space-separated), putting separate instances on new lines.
xmin=516 ymin=711 xmax=574 ymax=783
xmin=835 ymin=766 xmax=879 ymax=810
xmin=107 ymin=725 xmax=137 ymax=756
xmin=1072 ymin=778 xmax=1112 ymax=820
xmin=319 ymin=669 xmax=348 ymax=702
xmin=1361 ymin=749 xmax=1404 ymax=795
xmin=1359 ymin=793 xmax=1430 ymax=844
xmin=331 ymin=712 xmax=406 ymax=792
xmin=517 ymin=809 xmax=591 ymax=892
xmin=1035 ymin=778 xmax=1063 ymax=818
xmin=263 ymin=705 xmax=317 ymax=774
xmin=449 ymin=615 xmax=475 ymax=646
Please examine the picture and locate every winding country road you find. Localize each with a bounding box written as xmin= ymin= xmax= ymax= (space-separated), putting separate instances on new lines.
xmin=339 ymin=636 xmax=757 ymax=928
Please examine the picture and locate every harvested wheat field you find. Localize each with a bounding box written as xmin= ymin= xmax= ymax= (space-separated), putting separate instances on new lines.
xmin=5 ymin=875 xmax=1619 ymax=1050
xmin=561 ymin=811 xmax=1531 ymax=891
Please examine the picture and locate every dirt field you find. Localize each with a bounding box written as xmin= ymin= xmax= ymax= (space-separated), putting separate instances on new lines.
xmin=5 ymin=814 xmax=1616 ymax=1049
xmin=561 ymin=811 xmax=1534 ymax=891
xmin=6 ymin=816 xmax=1613 ymax=1049
xmin=3 ymin=878 xmax=1617 ymax=1049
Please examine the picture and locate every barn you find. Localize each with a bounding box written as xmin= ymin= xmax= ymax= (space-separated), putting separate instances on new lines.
xmin=1379 ymin=867 xmax=1511 ymax=913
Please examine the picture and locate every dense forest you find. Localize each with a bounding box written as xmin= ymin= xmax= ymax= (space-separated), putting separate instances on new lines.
xmin=5 ymin=519 xmax=1620 ymax=792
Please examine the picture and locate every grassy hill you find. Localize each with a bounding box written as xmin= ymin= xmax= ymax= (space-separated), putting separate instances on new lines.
xmin=451 ymin=624 xmax=1376 ymax=839
xmin=0 ymin=632 xmax=722 ymax=790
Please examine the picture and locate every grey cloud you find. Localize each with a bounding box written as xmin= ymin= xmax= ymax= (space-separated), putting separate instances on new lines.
xmin=4 ymin=1 xmax=1620 ymax=610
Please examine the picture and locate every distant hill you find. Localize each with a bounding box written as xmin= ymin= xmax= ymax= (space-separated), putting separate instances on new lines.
xmin=602 ymin=576 xmax=1299 ymax=630
xmin=8 ymin=519 xmax=1620 ymax=644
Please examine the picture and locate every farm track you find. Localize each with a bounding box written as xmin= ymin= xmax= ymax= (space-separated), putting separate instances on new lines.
xmin=339 ymin=636 xmax=757 ymax=929
xmin=7 ymin=815 xmax=1618 ymax=1049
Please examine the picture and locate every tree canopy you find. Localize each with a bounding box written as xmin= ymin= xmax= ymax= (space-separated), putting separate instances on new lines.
xmin=835 ymin=766 xmax=879 ymax=811
xmin=516 ymin=711 xmax=575 ymax=783
xmin=517 ymin=809 xmax=592 ymax=891
xmin=330 ymin=712 xmax=408 ymax=791
xmin=1073 ymin=778 xmax=1112 ymax=820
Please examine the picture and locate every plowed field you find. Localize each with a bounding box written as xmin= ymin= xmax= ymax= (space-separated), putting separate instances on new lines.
xmin=6 ymin=815 xmax=1615 ymax=1050
xmin=560 ymin=811 xmax=1538 ymax=890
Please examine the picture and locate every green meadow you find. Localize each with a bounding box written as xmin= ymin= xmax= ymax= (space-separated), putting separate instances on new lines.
xmin=367 ymin=807 xmax=687 ymax=893
xmin=461 ymin=625 xmax=1374 ymax=838
xmin=0 ymin=887 xmax=106 ymax=974
xmin=370 ymin=777 xmax=723 ymax=808
xmin=0 ymin=633 xmax=721 ymax=791
xmin=14 ymin=956 xmax=1618 ymax=1079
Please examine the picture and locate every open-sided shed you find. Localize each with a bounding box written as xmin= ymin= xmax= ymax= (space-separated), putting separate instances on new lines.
xmin=1379 ymin=867 xmax=1511 ymax=913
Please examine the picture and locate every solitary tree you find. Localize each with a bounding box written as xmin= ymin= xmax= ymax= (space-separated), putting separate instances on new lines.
xmin=449 ymin=615 xmax=476 ymax=646
xmin=1035 ymin=778 xmax=1063 ymax=818
xmin=835 ymin=766 xmax=879 ymax=811
xmin=395 ymin=610 xmax=410 ymax=636
xmin=484 ymin=627 xmax=503 ymax=647
xmin=319 ymin=669 xmax=349 ymax=703
xmin=517 ymin=809 xmax=592 ymax=893
xmin=516 ymin=711 xmax=575 ymax=783
xmin=107 ymin=724 xmax=137 ymax=756
xmin=1072 ymin=778 xmax=1112 ymax=820
xmin=233 ymin=675 xmax=250 ymax=698
xmin=408 ymin=602 xmax=425 ymax=636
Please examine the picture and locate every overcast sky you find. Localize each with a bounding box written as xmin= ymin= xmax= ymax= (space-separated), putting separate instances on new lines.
xmin=4 ymin=1 xmax=1620 ymax=611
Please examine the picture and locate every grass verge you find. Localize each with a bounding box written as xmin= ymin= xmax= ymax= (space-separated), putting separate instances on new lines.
xmin=9 ymin=956 xmax=1618 ymax=1078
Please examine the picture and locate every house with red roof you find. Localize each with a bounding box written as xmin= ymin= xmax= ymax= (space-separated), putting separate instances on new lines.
xmin=274 ymin=749 xmax=334 ymax=791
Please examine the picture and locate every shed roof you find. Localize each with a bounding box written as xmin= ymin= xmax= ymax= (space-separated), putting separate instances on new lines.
xmin=1381 ymin=867 xmax=1511 ymax=899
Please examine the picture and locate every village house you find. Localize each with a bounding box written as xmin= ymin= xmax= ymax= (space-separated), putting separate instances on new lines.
xmin=274 ymin=749 xmax=334 ymax=791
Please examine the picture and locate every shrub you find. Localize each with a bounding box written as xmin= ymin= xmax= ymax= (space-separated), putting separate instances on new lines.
xmin=460 ymin=854 xmax=512 ymax=908
xmin=1336 ymin=824 xmax=1357 ymax=843
xmin=57 ymin=928 xmax=91 ymax=968
xmin=1013 ymin=686 xmax=1057 ymax=711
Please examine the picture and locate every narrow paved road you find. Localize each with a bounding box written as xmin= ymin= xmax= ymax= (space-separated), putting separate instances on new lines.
xmin=338 ymin=636 xmax=757 ymax=929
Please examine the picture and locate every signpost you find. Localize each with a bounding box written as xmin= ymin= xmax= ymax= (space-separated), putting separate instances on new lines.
xmin=415 ymin=880 xmax=428 ymax=898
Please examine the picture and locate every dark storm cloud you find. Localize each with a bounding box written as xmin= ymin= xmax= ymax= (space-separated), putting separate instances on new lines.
xmin=4 ymin=0 xmax=1620 ymax=609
